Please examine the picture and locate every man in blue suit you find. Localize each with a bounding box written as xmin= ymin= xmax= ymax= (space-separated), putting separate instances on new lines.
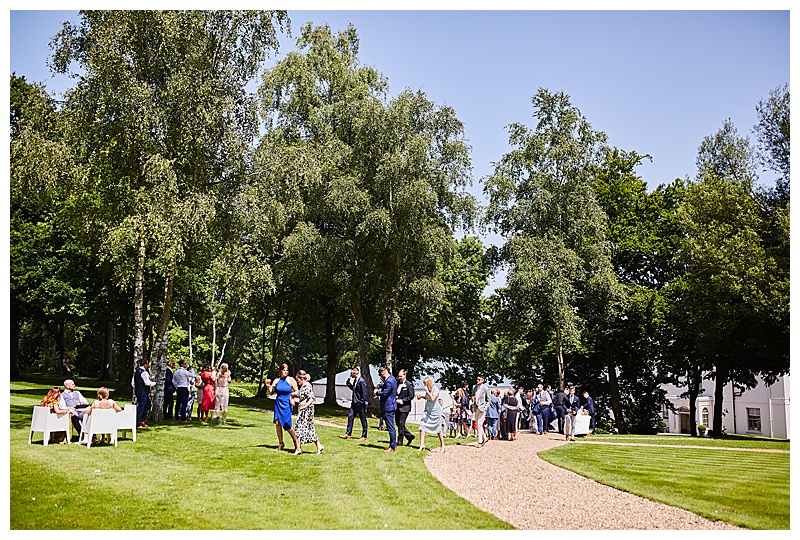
xmin=341 ymin=367 xmax=368 ymax=440
xmin=374 ymin=366 xmax=398 ymax=451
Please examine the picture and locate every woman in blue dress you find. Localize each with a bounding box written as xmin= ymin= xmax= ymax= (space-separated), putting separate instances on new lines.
xmin=266 ymin=363 xmax=301 ymax=454
xmin=416 ymin=376 xmax=445 ymax=453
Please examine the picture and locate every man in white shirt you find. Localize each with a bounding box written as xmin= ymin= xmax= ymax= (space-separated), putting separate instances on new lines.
xmin=59 ymin=379 xmax=89 ymax=435
xmin=172 ymin=360 xmax=192 ymax=421
xmin=133 ymin=359 xmax=156 ymax=428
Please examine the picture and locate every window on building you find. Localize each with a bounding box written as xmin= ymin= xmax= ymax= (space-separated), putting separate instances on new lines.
xmin=701 ymin=407 xmax=709 ymax=427
xmin=747 ymin=408 xmax=762 ymax=433
xmin=662 ymin=404 xmax=669 ymax=420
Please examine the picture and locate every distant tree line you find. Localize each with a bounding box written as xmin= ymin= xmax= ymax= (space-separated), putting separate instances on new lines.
xmin=10 ymin=11 xmax=789 ymax=435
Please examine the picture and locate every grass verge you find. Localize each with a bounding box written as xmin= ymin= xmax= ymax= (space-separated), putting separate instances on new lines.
xmin=539 ymin=441 xmax=789 ymax=529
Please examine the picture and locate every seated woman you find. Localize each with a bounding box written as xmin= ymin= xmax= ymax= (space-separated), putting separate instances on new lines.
xmin=83 ymin=387 xmax=122 ymax=444
xmin=39 ymin=387 xmax=69 ymax=444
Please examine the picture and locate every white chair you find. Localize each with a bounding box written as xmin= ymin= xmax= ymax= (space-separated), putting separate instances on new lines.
xmin=28 ymin=406 xmax=71 ymax=446
xmin=79 ymin=408 xmax=118 ymax=448
xmin=116 ymin=403 xmax=137 ymax=442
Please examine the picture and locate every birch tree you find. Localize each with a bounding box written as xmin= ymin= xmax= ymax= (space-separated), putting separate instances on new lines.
xmin=50 ymin=10 xmax=289 ymax=421
xmin=485 ymin=88 xmax=615 ymax=391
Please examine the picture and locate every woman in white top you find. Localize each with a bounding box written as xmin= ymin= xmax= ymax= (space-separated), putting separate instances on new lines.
xmin=84 ymin=387 xmax=122 ymax=445
xmin=214 ymin=363 xmax=232 ymax=424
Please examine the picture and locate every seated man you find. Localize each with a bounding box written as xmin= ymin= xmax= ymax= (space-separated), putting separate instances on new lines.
xmin=59 ymin=379 xmax=90 ymax=436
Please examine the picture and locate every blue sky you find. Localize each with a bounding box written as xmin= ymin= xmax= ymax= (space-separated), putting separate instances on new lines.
xmin=7 ymin=7 xmax=791 ymax=290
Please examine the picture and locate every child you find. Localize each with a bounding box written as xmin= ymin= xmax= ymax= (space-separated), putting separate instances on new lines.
xmin=462 ymin=406 xmax=473 ymax=438
xmin=448 ymin=405 xmax=458 ymax=438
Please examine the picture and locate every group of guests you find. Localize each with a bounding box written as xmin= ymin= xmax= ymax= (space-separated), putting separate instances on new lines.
xmin=338 ymin=368 xmax=599 ymax=452
xmin=134 ymin=358 xmax=232 ymax=428
xmin=38 ymin=380 xmax=123 ymax=444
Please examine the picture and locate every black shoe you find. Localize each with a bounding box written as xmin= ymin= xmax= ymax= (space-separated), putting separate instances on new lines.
xmin=405 ymin=436 xmax=415 ymax=446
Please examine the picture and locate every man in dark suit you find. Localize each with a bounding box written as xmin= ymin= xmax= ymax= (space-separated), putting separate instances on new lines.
xmin=374 ymin=366 xmax=398 ymax=451
xmin=582 ymin=389 xmax=596 ymax=433
xmin=564 ymin=384 xmax=580 ymax=441
xmin=163 ymin=359 xmax=175 ymax=420
xmin=395 ymin=369 xmax=415 ymax=446
xmin=553 ymin=386 xmax=568 ymax=434
xmin=341 ymin=367 xmax=368 ymax=440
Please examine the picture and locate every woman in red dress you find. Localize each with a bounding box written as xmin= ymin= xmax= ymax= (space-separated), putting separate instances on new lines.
xmin=199 ymin=363 xmax=216 ymax=422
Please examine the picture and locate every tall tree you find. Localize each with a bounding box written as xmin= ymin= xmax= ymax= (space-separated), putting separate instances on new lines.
xmin=49 ymin=10 xmax=289 ymax=421
xmin=259 ymin=23 xmax=475 ymax=404
xmin=753 ymin=83 xmax=789 ymax=197
xmin=679 ymin=119 xmax=788 ymax=435
xmin=485 ymin=88 xmax=616 ymax=391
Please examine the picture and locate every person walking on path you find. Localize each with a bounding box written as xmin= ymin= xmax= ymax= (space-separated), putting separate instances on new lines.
xmin=417 ymin=376 xmax=445 ymax=453
xmin=374 ymin=366 xmax=398 ymax=451
xmin=341 ymin=367 xmax=369 ymax=440
xmin=537 ymin=384 xmax=553 ymax=434
xmin=472 ymin=375 xmax=491 ymax=448
xmin=485 ymin=388 xmax=501 ymax=440
xmin=294 ymin=370 xmax=324 ymax=454
xmin=503 ymin=389 xmax=519 ymax=441
xmin=395 ymin=369 xmax=416 ymax=446
xmin=267 ymin=363 xmax=301 ymax=454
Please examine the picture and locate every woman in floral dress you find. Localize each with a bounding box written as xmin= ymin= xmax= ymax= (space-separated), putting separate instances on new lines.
xmin=293 ymin=370 xmax=323 ymax=454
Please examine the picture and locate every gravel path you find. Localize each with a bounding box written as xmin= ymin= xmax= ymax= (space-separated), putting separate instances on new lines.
xmin=423 ymin=431 xmax=740 ymax=530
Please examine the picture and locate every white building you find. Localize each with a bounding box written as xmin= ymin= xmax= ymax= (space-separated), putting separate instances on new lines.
xmin=661 ymin=374 xmax=790 ymax=439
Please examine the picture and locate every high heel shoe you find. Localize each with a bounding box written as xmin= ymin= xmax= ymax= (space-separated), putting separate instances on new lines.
xmin=293 ymin=448 xmax=302 ymax=455
xmin=317 ymin=446 xmax=324 ymax=454
xmin=418 ymin=445 xmax=426 ymax=451
xmin=278 ymin=442 xmax=284 ymax=451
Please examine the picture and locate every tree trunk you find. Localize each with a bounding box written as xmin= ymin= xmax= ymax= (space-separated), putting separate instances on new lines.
xmin=605 ymin=342 xmax=624 ymax=434
xmin=149 ymin=264 xmax=175 ymax=423
xmin=211 ymin=311 xmax=217 ymax=366
xmin=555 ymin=325 xmax=565 ymax=391
xmin=383 ymin=316 xmax=395 ymax=374
xmin=188 ymin=308 xmax=193 ymax=366
xmin=55 ymin=319 xmax=71 ymax=376
xmin=215 ymin=308 xmax=238 ymax=369
xmin=323 ymin=302 xmax=341 ymax=406
xmin=268 ymin=299 xmax=289 ymax=381
xmin=350 ymin=292 xmax=378 ymax=413
xmin=102 ymin=319 xmax=114 ymax=380
xmin=117 ymin=318 xmax=132 ymax=399
xmin=687 ymin=366 xmax=701 ymax=437
xmin=713 ymin=364 xmax=727 ymax=436
xmin=132 ymin=232 xmax=147 ymax=372
xmin=256 ymin=303 xmax=269 ymax=398
xmin=10 ymin=309 xmax=21 ymax=380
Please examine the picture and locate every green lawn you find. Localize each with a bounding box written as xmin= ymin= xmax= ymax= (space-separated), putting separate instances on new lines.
xmin=586 ymin=433 xmax=790 ymax=451
xmin=540 ymin=440 xmax=790 ymax=529
xmin=10 ymin=377 xmax=511 ymax=530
